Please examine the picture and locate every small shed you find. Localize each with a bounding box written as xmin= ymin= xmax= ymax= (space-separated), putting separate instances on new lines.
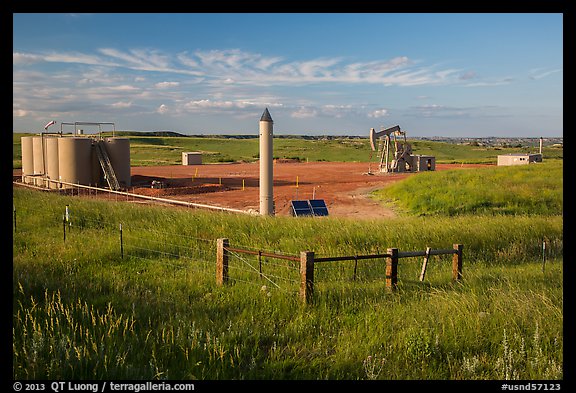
xmin=412 ymin=155 xmax=436 ymax=172
xmin=182 ymin=152 xmax=202 ymax=165
xmin=497 ymin=153 xmax=542 ymax=166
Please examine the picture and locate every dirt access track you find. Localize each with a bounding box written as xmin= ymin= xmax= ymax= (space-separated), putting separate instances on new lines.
xmin=126 ymin=161 xmax=492 ymax=219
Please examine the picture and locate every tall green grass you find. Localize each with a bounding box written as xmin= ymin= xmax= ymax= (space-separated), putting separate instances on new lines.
xmin=372 ymin=161 xmax=563 ymax=216
xmin=13 ymin=187 xmax=562 ymax=380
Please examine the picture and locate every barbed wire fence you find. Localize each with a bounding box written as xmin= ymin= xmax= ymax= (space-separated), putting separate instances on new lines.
xmin=12 ymin=202 xmax=304 ymax=296
xmin=224 ymin=247 xmax=300 ymax=293
xmin=13 ymin=199 xmax=564 ymax=302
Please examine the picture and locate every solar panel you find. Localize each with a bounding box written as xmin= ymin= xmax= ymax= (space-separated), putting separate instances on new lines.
xmin=291 ymin=200 xmax=313 ymax=217
xmin=290 ymin=200 xmax=329 ymax=217
xmin=309 ymin=199 xmax=329 ymax=216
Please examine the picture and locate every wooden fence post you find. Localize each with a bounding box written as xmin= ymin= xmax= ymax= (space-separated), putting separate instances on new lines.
xmin=258 ymin=250 xmax=263 ymax=279
xmin=216 ymin=238 xmax=229 ymax=286
xmin=419 ymin=247 xmax=431 ymax=282
xmin=119 ymin=223 xmax=123 ymax=259
xmin=542 ymin=239 xmax=547 ymax=273
xmin=300 ymin=251 xmax=314 ymax=304
xmin=452 ymin=244 xmax=463 ymax=281
xmin=386 ymin=248 xmax=398 ymax=292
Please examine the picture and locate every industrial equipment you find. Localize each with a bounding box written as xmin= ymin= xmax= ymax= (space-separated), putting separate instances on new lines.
xmin=369 ymin=125 xmax=435 ymax=173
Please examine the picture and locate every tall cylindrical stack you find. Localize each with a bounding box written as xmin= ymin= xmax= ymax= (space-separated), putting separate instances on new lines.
xmin=539 ymin=137 xmax=543 ymax=156
xmin=259 ymin=108 xmax=274 ymax=216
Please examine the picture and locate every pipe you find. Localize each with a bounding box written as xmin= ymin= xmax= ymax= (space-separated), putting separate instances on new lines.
xmin=16 ymin=176 xmax=258 ymax=216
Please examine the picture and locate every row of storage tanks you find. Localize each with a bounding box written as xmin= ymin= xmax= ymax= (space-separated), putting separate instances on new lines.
xmin=21 ymin=136 xmax=131 ymax=189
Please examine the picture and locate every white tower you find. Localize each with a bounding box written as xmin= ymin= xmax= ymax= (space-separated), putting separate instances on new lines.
xmin=259 ymin=108 xmax=274 ymax=216
xmin=539 ymin=137 xmax=543 ymax=155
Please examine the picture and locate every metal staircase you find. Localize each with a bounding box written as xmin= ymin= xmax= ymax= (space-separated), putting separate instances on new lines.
xmin=95 ymin=141 xmax=121 ymax=190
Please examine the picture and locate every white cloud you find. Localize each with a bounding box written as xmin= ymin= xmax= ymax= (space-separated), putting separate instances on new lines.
xmin=529 ymin=68 xmax=562 ymax=80
xmin=13 ymin=46 xmax=497 ymax=130
xmin=13 ymin=52 xmax=42 ymax=65
xmin=291 ymin=107 xmax=317 ymax=119
xmin=107 ymin=85 xmax=139 ymax=92
xmin=14 ymin=47 xmax=462 ymax=87
xmin=184 ymin=99 xmax=257 ymax=111
xmin=185 ymin=99 xmax=230 ymax=110
xmin=13 ymin=109 xmax=28 ymax=117
xmin=176 ymin=52 xmax=199 ymax=68
xmin=321 ymin=104 xmax=355 ymax=118
xmin=98 ymin=48 xmax=169 ymax=71
xmin=42 ymin=51 xmax=118 ymax=67
xmin=152 ymin=98 xmax=284 ymax=117
xmin=110 ymin=101 xmax=132 ymax=108
xmin=155 ymin=81 xmax=180 ymax=89
xmin=409 ymin=103 xmax=484 ymax=118
xmin=77 ymin=78 xmax=96 ymax=85
xmin=464 ymin=80 xmax=512 ymax=87
xmin=459 ymin=71 xmax=477 ymax=80
xmin=368 ymin=109 xmax=389 ymax=118
xmin=157 ymin=104 xmax=169 ymax=114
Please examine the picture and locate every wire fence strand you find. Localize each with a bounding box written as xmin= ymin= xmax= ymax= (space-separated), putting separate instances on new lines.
xmin=227 ymin=250 xmax=284 ymax=290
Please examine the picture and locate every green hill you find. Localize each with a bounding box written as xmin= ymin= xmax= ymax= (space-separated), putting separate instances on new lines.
xmin=372 ymin=160 xmax=563 ymax=216
xmin=12 ymin=133 xmax=563 ymax=168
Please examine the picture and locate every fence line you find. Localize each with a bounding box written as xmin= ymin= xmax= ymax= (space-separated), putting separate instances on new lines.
xmin=13 ymin=193 xmax=563 ymax=304
xmin=226 ymin=246 xmax=300 ymax=262
xmin=226 ymin=253 xmax=300 ymax=286
xmin=226 ymin=249 xmax=287 ymax=291
xmin=217 ymin=239 xmax=464 ymax=303
xmin=13 ymin=204 xmax=217 ymax=276
xmin=11 ymin=202 xmax=467 ymax=300
xmin=314 ymin=253 xmax=391 ymax=263
xmin=227 ymin=242 xmax=302 ymax=259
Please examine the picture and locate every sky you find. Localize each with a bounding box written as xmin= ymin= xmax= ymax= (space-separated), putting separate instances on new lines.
xmin=12 ymin=13 xmax=563 ymax=137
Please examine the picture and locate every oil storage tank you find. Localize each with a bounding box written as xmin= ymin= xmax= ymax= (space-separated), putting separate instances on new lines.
xmin=21 ymin=136 xmax=34 ymax=184
xmin=58 ymin=137 xmax=93 ymax=189
xmin=44 ymin=137 xmax=60 ymax=189
xmin=32 ymin=136 xmax=47 ymax=186
xmin=102 ymin=137 xmax=131 ymax=187
xmin=32 ymin=136 xmax=45 ymax=173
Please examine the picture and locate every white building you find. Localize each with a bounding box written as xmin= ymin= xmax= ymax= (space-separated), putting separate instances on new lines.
xmin=497 ymin=153 xmax=542 ymax=166
xmin=182 ymin=152 xmax=202 ymax=165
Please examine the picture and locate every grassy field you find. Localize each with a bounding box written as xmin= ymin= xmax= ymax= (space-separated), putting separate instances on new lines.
xmin=372 ymin=160 xmax=563 ymax=216
xmin=12 ymin=131 xmax=563 ymax=381
xmin=12 ymin=132 xmax=564 ymax=168
xmin=12 ymin=185 xmax=563 ymax=380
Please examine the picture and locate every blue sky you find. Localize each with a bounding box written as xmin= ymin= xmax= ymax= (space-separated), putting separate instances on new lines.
xmin=13 ymin=13 xmax=563 ymax=137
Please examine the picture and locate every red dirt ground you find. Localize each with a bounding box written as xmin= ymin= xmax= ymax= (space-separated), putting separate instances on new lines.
xmin=126 ymin=162 xmax=493 ymax=219
xmin=14 ymin=162 xmax=493 ymax=219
